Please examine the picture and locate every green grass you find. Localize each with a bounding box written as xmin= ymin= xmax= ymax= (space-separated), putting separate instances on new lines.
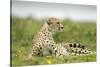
xmin=12 ymin=54 xmax=96 ymax=66
xmin=11 ymin=16 xmax=96 ymax=66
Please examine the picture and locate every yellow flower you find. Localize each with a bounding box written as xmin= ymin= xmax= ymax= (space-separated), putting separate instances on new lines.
xmin=46 ymin=56 xmax=52 ymax=64
xmin=46 ymin=59 xmax=52 ymax=64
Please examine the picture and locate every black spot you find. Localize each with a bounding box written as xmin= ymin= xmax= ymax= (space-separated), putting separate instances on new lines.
xmin=44 ymin=38 xmax=46 ymax=40
xmin=53 ymin=47 xmax=55 ymax=49
xmin=51 ymin=45 xmax=53 ymax=47
xmin=79 ymin=51 xmax=81 ymax=54
xmin=81 ymin=45 xmax=85 ymax=49
xmin=38 ymin=45 xmax=42 ymax=49
xmin=49 ymin=50 xmax=52 ymax=54
xmin=33 ymin=50 xmax=35 ymax=52
xmin=55 ymin=50 xmax=57 ymax=52
xmin=57 ymin=22 xmax=59 ymax=24
xmin=38 ymin=49 xmax=41 ymax=51
xmin=61 ymin=27 xmax=63 ymax=29
xmin=44 ymin=34 xmax=46 ymax=36
xmin=44 ymin=28 xmax=46 ymax=31
xmin=47 ymin=41 xmax=49 ymax=43
xmin=42 ymin=31 xmax=44 ymax=32
xmin=38 ymin=43 xmax=40 ymax=45
xmin=59 ymin=54 xmax=62 ymax=56
xmin=43 ymin=33 xmax=45 ymax=35
xmin=46 ymin=32 xmax=47 ymax=34
xmin=69 ymin=44 xmax=72 ymax=47
xmin=78 ymin=43 xmax=81 ymax=48
xmin=72 ymin=50 xmax=74 ymax=52
xmin=37 ymin=53 xmax=41 ymax=55
xmin=73 ymin=43 xmax=76 ymax=48
xmin=40 ymin=47 xmax=42 ymax=49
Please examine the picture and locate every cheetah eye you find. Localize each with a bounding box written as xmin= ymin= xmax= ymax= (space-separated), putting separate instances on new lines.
xmin=57 ymin=22 xmax=59 ymax=24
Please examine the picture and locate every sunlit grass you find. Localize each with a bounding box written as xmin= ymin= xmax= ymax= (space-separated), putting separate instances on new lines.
xmin=12 ymin=54 xmax=96 ymax=66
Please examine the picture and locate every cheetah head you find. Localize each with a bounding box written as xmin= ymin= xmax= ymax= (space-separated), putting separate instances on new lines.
xmin=47 ymin=17 xmax=63 ymax=32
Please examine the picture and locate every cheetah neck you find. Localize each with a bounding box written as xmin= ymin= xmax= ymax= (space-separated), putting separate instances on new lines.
xmin=41 ymin=23 xmax=51 ymax=34
xmin=40 ymin=23 xmax=55 ymax=43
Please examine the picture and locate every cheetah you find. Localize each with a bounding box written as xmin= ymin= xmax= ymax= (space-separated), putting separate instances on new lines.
xmin=28 ymin=17 xmax=68 ymax=57
xmin=28 ymin=17 xmax=94 ymax=59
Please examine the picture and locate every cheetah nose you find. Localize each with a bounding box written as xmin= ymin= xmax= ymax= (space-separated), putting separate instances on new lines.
xmin=61 ymin=27 xmax=63 ymax=29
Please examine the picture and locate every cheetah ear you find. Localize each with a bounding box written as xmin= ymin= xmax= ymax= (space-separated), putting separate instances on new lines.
xmin=46 ymin=18 xmax=52 ymax=25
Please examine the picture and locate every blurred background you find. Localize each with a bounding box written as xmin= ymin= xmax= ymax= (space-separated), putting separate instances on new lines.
xmin=12 ymin=1 xmax=96 ymax=21
xmin=11 ymin=0 xmax=96 ymax=66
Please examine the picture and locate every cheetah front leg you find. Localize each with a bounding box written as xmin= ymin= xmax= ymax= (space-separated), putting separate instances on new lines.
xmin=26 ymin=46 xmax=43 ymax=61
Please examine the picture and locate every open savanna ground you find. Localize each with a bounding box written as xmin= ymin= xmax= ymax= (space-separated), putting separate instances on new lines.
xmin=11 ymin=16 xmax=96 ymax=66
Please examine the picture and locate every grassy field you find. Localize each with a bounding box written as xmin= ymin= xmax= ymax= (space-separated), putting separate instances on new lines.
xmin=11 ymin=16 xmax=96 ymax=66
